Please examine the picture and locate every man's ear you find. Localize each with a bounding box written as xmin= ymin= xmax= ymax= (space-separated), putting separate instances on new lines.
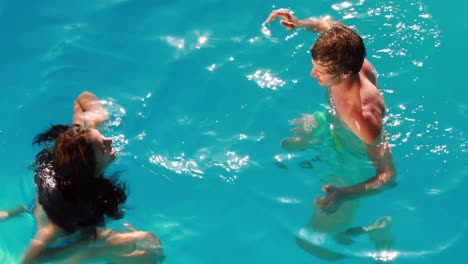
xmin=341 ymin=71 xmax=353 ymax=79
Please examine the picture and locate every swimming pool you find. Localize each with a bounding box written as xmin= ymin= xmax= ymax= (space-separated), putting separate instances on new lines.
xmin=1 ymin=0 xmax=467 ymax=263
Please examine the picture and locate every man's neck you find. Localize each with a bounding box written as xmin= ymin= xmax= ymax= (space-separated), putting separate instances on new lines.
xmin=330 ymin=74 xmax=360 ymax=98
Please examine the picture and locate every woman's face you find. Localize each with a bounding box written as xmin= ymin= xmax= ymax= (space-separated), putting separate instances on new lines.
xmin=88 ymin=128 xmax=116 ymax=174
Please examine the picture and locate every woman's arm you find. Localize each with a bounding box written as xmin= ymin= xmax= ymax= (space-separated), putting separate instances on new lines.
xmin=108 ymin=249 xmax=165 ymax=264
xmin=34 ymin=226 xmax=164 ymax=264
xmin=59 ymin=248 xmax=163 ymax=264
xmin=72 ymin=91 xmax=109 ymax=128
xmin=0 ymin=205 xmax=27 ymax=221
xmin=21 ymin=223 xmax=63 ymax=264
xmin=103 ymin=224 xmax=164 ymax=264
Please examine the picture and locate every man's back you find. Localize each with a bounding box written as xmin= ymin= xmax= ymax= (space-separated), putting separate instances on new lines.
xmin=329 ymin=59 xmax=386 ymax=145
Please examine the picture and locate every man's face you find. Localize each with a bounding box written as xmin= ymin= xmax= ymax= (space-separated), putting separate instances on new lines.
xmin=310 ymin=59 xmax=342 ymax=87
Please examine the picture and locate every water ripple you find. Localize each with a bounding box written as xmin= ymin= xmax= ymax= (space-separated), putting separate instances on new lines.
xmin=160 ymin=31 xmax=212 ymax=60
xmin=246 ymin=69 xmax=286 ymax=90
xmin=149 ymin=154 xmax=204 ymax=179
xmin=330 ymin=0 xmax=442 ymax=76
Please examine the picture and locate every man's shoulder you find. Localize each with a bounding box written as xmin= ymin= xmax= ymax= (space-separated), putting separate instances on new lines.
xmin=355 ymin=83 xmax=385 ymax=144
xmin=361 ymin=86 xmax=384 ymax=119
xmin=360 ymin=59 xmax=378 ymax=86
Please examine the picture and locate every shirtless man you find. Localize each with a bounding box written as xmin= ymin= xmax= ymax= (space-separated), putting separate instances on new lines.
xmin=266 ymin=9 xmax=397 ymax=260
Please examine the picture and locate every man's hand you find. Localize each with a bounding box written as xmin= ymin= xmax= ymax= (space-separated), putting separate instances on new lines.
xmin=266 ymin=9 xmax=299 ymax=30
xmin=290 ymin=113 xmax=319 ymax=137
xmin=315 ymin=185 xmax=345 ymax=214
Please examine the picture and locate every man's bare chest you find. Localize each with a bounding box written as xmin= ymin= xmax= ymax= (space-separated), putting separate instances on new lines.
xmin=331 ymin=95 xmax=361 ymax=132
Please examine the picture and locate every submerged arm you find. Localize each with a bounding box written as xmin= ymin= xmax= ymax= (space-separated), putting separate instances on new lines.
xmin=21 ymin=223 xmax=64 ymax=264
xmin=36 ymin=227 xmax=164 ymax=264
xmin=317 ymin=138 xmax=396 ymax=214
xmin=0 ymin=205 xmax=27 ymax=220
xmin=342 ymin=140 xmax=396 ymax=198
xmin=105 ymin=225 xmax=165 ymax=264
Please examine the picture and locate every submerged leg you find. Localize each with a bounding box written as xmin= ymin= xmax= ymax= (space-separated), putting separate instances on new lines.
xmin=334 ymin=217 xmax=396 ymax=263
xmin=296 ymin=200 xmax=359 ymax=260
xmin=367 ymin=217 xmax=395 ymax=251
xmin=296 ymin=237 xmax=346 ymax=262
xmin=344 ymin=216 xmax=395 ymax=251
xmin=299 ymin=160 xmax=314 ymax=169
xmin=280 ymin=137 xmax=308 ymax=151
xmin=273 ymin=160 xmax=289 ymax=170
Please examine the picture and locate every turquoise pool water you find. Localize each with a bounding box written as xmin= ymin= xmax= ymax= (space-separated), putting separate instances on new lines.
xmin=1 ymin=0 xmax=467 ymax=263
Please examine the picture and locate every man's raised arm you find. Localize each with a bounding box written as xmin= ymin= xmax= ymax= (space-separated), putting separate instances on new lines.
xmin=266 ymin=9 xmax=336 ymax=34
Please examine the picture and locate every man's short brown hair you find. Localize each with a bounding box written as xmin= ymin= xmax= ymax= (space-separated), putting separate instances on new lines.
xmin=311 ymin=23 xmax=366 ymax=76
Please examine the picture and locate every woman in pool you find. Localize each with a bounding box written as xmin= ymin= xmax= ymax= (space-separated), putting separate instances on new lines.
xmin=22 ymin=91 xmax=164 ymax=263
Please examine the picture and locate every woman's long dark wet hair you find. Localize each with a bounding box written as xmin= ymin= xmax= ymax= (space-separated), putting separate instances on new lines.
xmin=31 ymin=124 xmax=127 ymax=238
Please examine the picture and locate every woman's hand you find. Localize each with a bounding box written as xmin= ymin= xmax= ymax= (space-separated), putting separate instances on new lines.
xmin=73 ymin=91 xmax=108 ymax=128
